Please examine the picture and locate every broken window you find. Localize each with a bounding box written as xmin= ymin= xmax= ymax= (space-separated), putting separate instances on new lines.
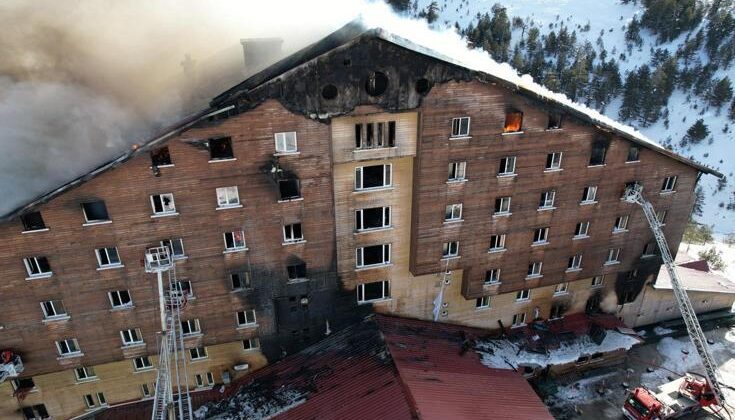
xmin=589 ymin=136 xmax=609 ymax=166
xmin=365 ymin=71 xmax=388 ymax=96
xmin=568 ymin=255 xmax=583 ymax=270
xmin=216 ymin=186 xmax=240 ymax=207
xmin=527 ymin=262 xmax=543 ymax=277
xmin=388 ymin=121 xmax=396 ymax=146
xmin=195 ymin=373 xmax=214 ymax=388
xmin=512 ymin=312 xmax=526 ymax=326
xmin=642 ymin=242 xmax=657 ymax=257
xmin=236 ymin=310 xmax=256 ymax=327
xmin=549 ymin=305 xmax=564 ymax=319
xmin=278 ymin=179 xmax=300 ymax=200
xmin=448 ymin=161 xmax=467 ymax=181
xmin=133 ymin=356 xmax=152 ymax=371
xmin=12 ymin=377 xmax=35 ymax=392
xmin=586 ymin=293 xmax=602 ymax=313
xmin=591 ymin=275 xmax=604 ymax=287
xmin=622 ymin=289 xmax=637 ymax=303
xmin=451 ymin=117 xmax=470 ymax=137
xmin=40 ymin=300 xmax=66 ymax=319
xmin=445 ymin=203 xmax=462 ymax=221
xmin=223 ymin=231 xmax=246 ymax=251
xmin=574 ymin=221 xmax=590 ymax=238
xmin=96 ymin=247 xmax=121 ymax=267
xmin=82 ymin=200 xmax=110 ymax=223
xmin=613 ymin=215 xmax=630 ymax=232
xmin=173 ymin=281 xmax=193 ymax=298
xmin=498 ymin=156 xmax=516 ymax=175
xmin=488 ymin=234 xmax=506 ymax=251
xmin=545 ymin=152 xmax=562 ymax=170
xmin=274 ymin=132 xmax=298 ymax=153
xmin=442 ymin=241 xmax=459 ymax=258
xmin=661 ymin=176 xmax=677 ymax=192
xmin=21 ymin=405 xmax=49 ymax=420
xmin=355 ymin=164 xmax=391 ymax=190
xmin=622 ymin=181 xmax=641 ymax=198
xmin=209 ymin=137 xmax=234 ymax=160
xmin=283 ymin=223 xmax=304 ymax=243
xmin=581 ymin=186 xmax=597 ymax=203
xmin=627 ymin=145 xmax=640 ymax=162
xmin=539 ymin=191 xmax=556 ymax=209
xmin=485 ymin=269 xmax=501 ymax=284
xmin=355 ymin=207 xmax=390 ymax=231
xmin=242 ymin=338 xmax=260 ymax=350
xmin=23 ymin=256 xmax=51 ymax=277
xmin=108 ymin=290 xmax=132 ymax=308
xmin=547 ymin=113 xmax=563 ymax=129
xmin=516 ymin=289 xmax=530 ymax=301
xmin=357 ymin=280 xmax=390 ymax=303
xmin=356 ymin=244 xmax=391 ymax=267
xmin=355 ymin=124 xmax=362 ymax=148
xmin=21 ymin=211 xmax=46 ymax=231
xmin=494 ymin=197 xmax=511 ymax=215
xmin=160 ymin=238 xmax=185 ymax=258
xmin=656 ymin=210 xmax=668 ymax=224
xmin=503 ymin=111 xmax=523 ymax=133
xmin=476 ymin=296 xmax=491 ymax=309
xmin=150 ymin=146 xmax=172 ymax=167
xmin=120 ymin=328 xmax=143 ymax=346
xmin=533 ymin=227 xmax=549 ymax=244
xmin=231 ymin=272 xmax=251 ymax=290
xmin=554 ymin=282 xmax=569 ymax=295
xmin=180 ymin=319 xmax=200 ymax=335
xmin=150 ymin=193 xmax=176 ymax=215
xmin=287 ymin=263 xmax=307 ymax=280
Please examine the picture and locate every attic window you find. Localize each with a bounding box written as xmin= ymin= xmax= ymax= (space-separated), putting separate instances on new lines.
xmin=278 ymin=179 xmax=300 ymax=200
xmin=503 ymin=111 xmax=523 ymax=133
xmin=209 ymin=137 xmax=234 ymax=160
xmin=321 ymin=84 xmax=338 ymax=100
xmin=21 ymin=211 xmax=46 ymax=232
xmin=627 ymin=145 xmax=640 ymax=162
xmin=82 ymin=201 xmax=110 ymax=223
xmin=589 ymin=137 xmax=609 ymax=166
xmin=415 ymin=78 xmax=432 ymax=95
xmin=547 ymin=113 xmax=563 ymax=129
xmin=365 ymin=71 xmax=388 ymax=96
xmin=151 ymin=146 xmax=172 ymax=167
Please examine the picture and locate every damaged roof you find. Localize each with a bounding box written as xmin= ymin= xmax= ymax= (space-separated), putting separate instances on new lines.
xmin=1 ymin=20 xmax=721 ymax=222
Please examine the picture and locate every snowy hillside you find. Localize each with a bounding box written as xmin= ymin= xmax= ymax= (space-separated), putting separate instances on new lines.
xmin=414 ymin=0 xmax=735 ymax=234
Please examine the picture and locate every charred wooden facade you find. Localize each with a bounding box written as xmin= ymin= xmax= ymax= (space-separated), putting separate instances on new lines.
xmin=0 ymin=22 xmax=718 ymax=419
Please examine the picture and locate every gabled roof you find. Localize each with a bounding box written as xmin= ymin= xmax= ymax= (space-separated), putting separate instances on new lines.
xmin=1 ymin=20 xmax=721 ymax=222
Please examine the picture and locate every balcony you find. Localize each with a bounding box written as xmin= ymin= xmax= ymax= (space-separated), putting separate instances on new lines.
xmin=0 ymin=350 xmax=24 ymax=384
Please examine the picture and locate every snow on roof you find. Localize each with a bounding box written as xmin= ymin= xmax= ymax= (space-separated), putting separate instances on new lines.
xmin=654 ymin=264 xmax=735 ymax=294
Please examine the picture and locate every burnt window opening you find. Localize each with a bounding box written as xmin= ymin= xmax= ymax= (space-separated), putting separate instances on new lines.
xmin=358 ymin=244 xmax=390 ymax=266
xmin=642 ymin=242 xmax=657 ymax=257
xmin=622 ymin=289 xmax=637 ymax=304
xmin=356 ymin=207 xmax=390 ymax=230
xmin=278 ymin=179 xmax=300 ymax=200
xmin=415 ymin=78 xmax=432 ymax=95
xmin=547 ymin=113 xmax=563 ymax=129
xmin=550 ymin=304 xmax=564 ymax=319
xmin=82 ymin=201 xmax=109 ymax=223
xmin=589 ymin=137 xmax=609 ymax=166
xmin=357 ymin=280 xmax=390 ymax=302
xmin=231 ymin=271 xmax=252 ymax=290
xmin=355 ymin=122 xmax=396 ymax=149
xmin=365 ymin=71 xmax=388 ymax=96
xmin=209 ymin=137 xmax=234 ymax=160
xmin=627 ymin=145 xmax=640 ymax=162
xmin=21 ymin=405 xmax=49 ymax=420
xmin=321 ymin=84 xmax=338 ymax=100
xmin=585 ymin=293 xmax=602 ymax=314
xmin=343 ymin=58 xmax=352 ymax=66
xmin=287 ymin=263 xmax=307 ymax=280
xmin=21 ymin=211 xmax=46 ymax=231
xmin=13 ymin=377 xmax=35 ymax=390
xmin=151 ymin=146 xmax=172 ymax=167
xmin=503 ymin=110 xmax=523 ymax=133
xmin=622 ymin=181 xmax=641 ymax=198
xmin=355 ymin=164 xmax=391 ymax=189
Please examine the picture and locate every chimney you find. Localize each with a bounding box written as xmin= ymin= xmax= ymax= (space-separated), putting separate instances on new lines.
xmin=240 ymin=38 xmax=283 ymax=76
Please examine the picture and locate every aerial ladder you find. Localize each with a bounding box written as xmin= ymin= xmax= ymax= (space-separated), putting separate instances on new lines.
xmin=621 ymin=185 xmax=728 ymax=420
xmin=145 ymin=246 xmax=193 ymax=420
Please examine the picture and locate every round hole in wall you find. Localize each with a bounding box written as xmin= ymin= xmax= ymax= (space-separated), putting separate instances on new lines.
xmin=415 ymin=78 xmax=432 ymax=95
xmin=365 ymin=71 xmax=388 ymax=96
xmin=321 ymin=84 xmax=338 ymax=100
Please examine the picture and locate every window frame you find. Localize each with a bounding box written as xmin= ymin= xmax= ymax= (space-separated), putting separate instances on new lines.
xmin=516 ymin=289 xmax=531 ymax=301
xmin=81 ymin=201 xmax=110 ymax=224
xmin=512 ymin=312 xmax=527 ymax=327
xmin=488 ymin=234 xmax=506 ymax=252
xmin=567 ymin=254 xmax=583 ymax=270
xmin=574 ymin=221 xmax=590 ymax=238
xmin=74 ymin=366 xmax=97 ymax=382
xmin=274 ymin=131 xmax=298 ymax=153
xmin=355 ymin=244 xmax=391 ymax=268
xmin=236 ymin=310 xmax=257 ymax=327
xmin=581 ymin=186 xmax=598 ymax=204
xmin=150 ymin=193 xmax=176 ymax=216
xmin=656 ymin=210 xmax=668 ymax=225
xmin=21 ymin=211 xmax=47 ymax=232
xmin=355 ymin=207 xmax=391 ymax=231
xmin=108 ymin=290 xmax=133 ymax=309
xmin=494 ymin=196 xmax=512 ymax=215
xmin=95 ymin=247 xmax=122 ymax=268
xmin=539 ymin=191 xmax=556 ymax=210
xmin=133 ymin=356 xmax=153 ymax=371
xmin=223 ymin=230 xmax=247 ymax=251
xmin=485 ymin=268 xmax=501 ymax=284
xmin=626 ymin=145 xmax=640 ymax=162
xmin=282 ymin=223 xmax=304 ymax=243
xmin=532 ymin=227 xmax=549 ymax=245
xmin=476 ymin=296 xmax=491 ymax=309
xmin=242 ymin=338 xmax=260 ymax=351
xmin=355 ymin=164 xmax=392 ymax=190
xmin=56 ymin=338 xmax=81 ymax=356
xmin=554 ymin=282 xmax=569 ymax=295
xmin=503 ymin=111 xmax=523 ymax=133
xmin=545 ymin=152 xmax=563 ymax=171
xmin=208 ymin=137 xmax=234 ymax=161
xmin=498 ymin=156 xmax=517 ymax=176
xmin=189 ymin=346 xmax=208 ymax=361
xmin=150 ymin=145 xmax=172 ymax=167
xmin=448 ymin=161 xmax=467 ymax=181
xmin=605 ymin=248 xmax=622 ymax=264
xmin=444 ymin=203 xmax=463 ymax=222
xmin=661 ymin=176 xmax=677 ymax=193
xmin=23 ymin=256 xmax=52 ymax=278
xmin=442 ymin=241 xmax=460 ymax=258
xmin=591 ymin=275 xmax=605 ymax=287
xmin=120 ymin=328 xmax=144 ymax=346
xmin=451 ymin=117 xmax=471 ymax=137
xmin=180 ymin=319 xmax=201 ymax=336
xmin=231 ymin=272 xmax=252 ymax=290
xmin=527 ymin=261 xmax=543 ymax=278
xmin=356 ymin=280 xmax=391 ymax=303
xmin=613 ymin=215 xmax=630 ymax=232
xmin=40 ymin=300 xmax=67 ymax=320
xmin=215 ymin=186 xmax=240 ymax=208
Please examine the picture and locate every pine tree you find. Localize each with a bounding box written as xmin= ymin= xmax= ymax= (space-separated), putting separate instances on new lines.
xmin=625 ymin=16 xmax=643 ymax=47
xmin=619 ymin=70 xmax=640 ymax=121
xmin=640 ymin=0 xmax=703 ymax=43
xmin=385 ymin=0 xmax=411 ymax=12
xmin=637 ymin=65 xmax=659 ymax=126
xmin=729 ymin=98 xmax=735 ymax=121
xmin=488 ymin=4 xmax=512 ymax=62
xmin=419 ymin=1 xmax=439 ymax=24
xmin=692 ymin=186 xmax=704 ymax=217
xmin=684 ymin=119 xmax=710 ymax=144
xmin=511 ymin=45 xmax=525 ymax=71
xmin=709 ymin=77 xmax=733 ymax=108
xmin=705 ymin=9 xmax=735 ymax=60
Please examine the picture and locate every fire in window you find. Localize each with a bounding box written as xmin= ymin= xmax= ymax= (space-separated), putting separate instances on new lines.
xmin=503 ymin=110 xmax=523 ymax=133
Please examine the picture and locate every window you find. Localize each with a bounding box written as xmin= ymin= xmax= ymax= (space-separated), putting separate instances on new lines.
xmin=96 ymin=247 xmax=121 ymax=268
xmin=158 ymin=238 xmax=184 ymax=259
xmin=488 ymin=234 xmax=506 ymax=251
xmin=280 ymin=223 xmax=304 ymax=244
xmin=23 ymin=256 xmax=51 ymax=278
xmin=173 ymin=281 xmax=193 ymax=298
xmin=109 ymin=290 xmax=132 ymax=308
xmin=622 ymin=181 xmax=641 ymax=199
xmin=237 ymin=310 xmax=257 ymax=327
xmin=591 ymin=275 xmax=604 ymax=287
xmin=642 ymin=242 xmax=657 ymax=257
xmin=84 ymin=394 xmax=96 ymax=409
xmin=56 ymin=338 xmax=81 ymax=356
xmin=627 ymin=145 xmax=640 ymax=162
xmin=605 ymin=248 xmax=621 ymax=264
xmin=498 ymin=156 xmax=516 ymax=176
xmin=539 ymin=191 xmax=556 ymax=209
xmin=12 ymin=378 xmax=35 ymax=392
xmin=545 ymin=152 xmax=562 ymax=170
xmin=355 ymin=164 xmax=391 ymax=190
xmin=357 ymin=280 xmax=390 ymax=303
xmin=133 ymin=356 xmax=152 ymax=371
xmin=274 ymin=131 xmax=298 ymax=153
xmin=82 ymin=201 xmax=110 ymax=223
xmin=195 ymin=372 xmax=215 ymax=388
xmin=656 ymin=210 xmax=668 ymax=225
xmin=355 ymin=207 xmax=391 ymax=231
xmin=568 ymin=254 xmax=583 ymax=270
xmin=512 ymin=312 xmax=527 ymax=327
xmin=150 ymin=193 xmax=176 ymax=215
xmin=287 ymin=263 xmax=307 ymax=280
xmin=476 ymin=296 xmax=491 ymax=309
xmin=448 ymin=161 xmax=467 ymax=181
xmin=574 ymin=221 xmax=590 ymax=238
xmin=442 ymin=241 xmax=459 ymax=258
xmin=209 ymin=137 xmax=234 ymax=160
xmin=527 ymin=262 xmax=543 ymax=277
xmin=485 ymin=269 xmax=501 ymax=284
xmin=151 ymin=146 xmax=172 ymax=166
xmin=503 ymin=111 xmax=523 ymax=133
xmin=189 ymin=347 xmax=208 ymax=361
xmin=613 ymin=215 xmax=630 ymax=232
xmin=216 ymin=186 xmax=240 ymax=208
xmin=548 ymin=113 xmax=563 ymax=129
xmin=21 ymin=212 xmax=46 ymax=231
xmin=356 ymin=244 xmax=391 ymax=267
xmin=75 ymin=367 xmax=96 ymax=381
xmin=231 ymin=272 xmax=251 ymax=290
xmin=21 ymin=405 xmax=49 ymax=420
xmin=494 ymin=197 xmax=511 ymax=215
xmin=141 ymin=383 xmax=151 ymax=398
xmin=355 ymin=122 xmax=396 ymax=149
xmin=40 ymin=300 xmax=67 ymax=319
xmin=96 ymin=392 xmax=107 ymax=406
xmin=661 ymin=176 xmax=677 ymax=192
xmin=120 ymin=328 xmax=144 ymax=346
xmin=242 ymin=338 xmax=260 ymax=351
xmin=445 ymin=204 xmax=462 ymax=221
xmin=451 ymin=117 xmax=470 ymax=137
xmin=533 ymin=227 xmax=549 ymax=245
xmin=278 ymin=179 xmax=301 ymax=200
xmin=516 ymin=289 xmax=530 ymax=301
xmin=589 ymin=141 xmax=608 ymax=166
xmin=223 ymin=230 xmax=246 ymax=251
xmin=554 ymin=283 xmax=569 ymax=295
xmin=581 ymin=186 xmax=597 ymax=203
xmin=180 ymin=319 xmax=201 ymax=336
xmin=550 ymin=305 xmax=564 ymax=319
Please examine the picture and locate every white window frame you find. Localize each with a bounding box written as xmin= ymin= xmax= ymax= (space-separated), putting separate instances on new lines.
xmin=661 ymin=176 xmax=677 ymax=192
xmin=274 ymin=131 xmax=298 ymax=153
xmin=494 ymin=196 xmax=512 ymax=216
xmin=96 ymin=392 xmax=107 ymax=406
xmin=81 ymin=201 xmax=110 ymax=224
xmin=539 ymin=191 xmax=556 ymax=210
xmin=448 ymin=161 xmax=467 ymax=181
xmin=133 ymin=356 xmax=153 ymax=371
xmin=567 ymin=254 xmax=583 ymax=271
xmin=216 ymin=186 xmax=240 ymax=208
xmin=180 ymin=319 xmax=201 ymax=336
xmin=656 ymin=210 xmax=668 ymax=225
xmin=108 ymin=290 xmax=133 ymax=309
xmin=516 ymin=289 xmax=530 ymax=302
xmin=142 ymin=383 xmax=152 ymax=397
xmin=574 ymin=221 xmax=590 ymax=238
xmin=451 ymin=117 xmax=471 ymax=137
xmin=150 ymin=193 xmax=176 ymax=215
xmin=242 ymin=338 xmax=260 ymax=351
xmin=56 ymin=338 xmax=81 ymax=357
xmin=591 ymin=275 xmax=604 ymax=287
xmin=173 ymin=281 xmax=194 ymax=298
xmin=95 ymin=247 xmax=122 ymax=268
xmin=581 ymin=186 xmax=598 ymax=204
xmin=605 ymin=248 xmax=621 ymax=265
xmin=282 ymin=223 xmax=304 ymax=244
xmin=512 ymin=312 xmax=527 ymax=327
xmin=442 ymin=241 xmax=459 ymax=258
xmin=532 ymin=227 xmax=549 ymax=245
xmin=189 ymin=347 xmax=208 ymax=361
xmin=40 ymin=300 xmax=67 ymax=320
xmin=356 ymin=280 xmax=390 ymax=303
xmin=498 ymin=156 xmax=516 ymax=176
xmin=527 ymin=262 xmax=543 ymax=278
xmin=613 ymin=215 xmax=630 ymax=232
xmin=554 ymin=282 xmax=569 ymax=295
xmin=84 ymin=394 xmax=96 ymax=409
xmin=355 ymin=207 xmax=391 ymax=231
xmin=236 ymin=310 xmax=257 ymax=327
xmin=355 ymin=244 xmax=391 ymax=268
xmin=223 ymin=231 xmax=247 ymax=251
xmin=120 ymin=328 xmax=144 ymax=346
xmin=545 ymin=152 xmax=563 ymax=171
xmin=195 ymin=372 xmax=215 ymax=388
xmin=488 ymin=234 xmax=506 ymax=252
xmin=74 ymin=366 xmax=97 ymax=382
xmin=445 ymin=203 xmax=463 ymax=221
xmin=23 ymin=256 xmax=52 ymax=278
xmin=485 ymin=268 xmax=501 ymax=284
xmin=355 ymin=164 xmax=392 ymax=190
xmin=231 ymin=272 xmax=252 ymax=290
xmin=476 ymin=296 xmax=491 ymax=309
xmin=161 ymin=238 xmax=185 ymax=259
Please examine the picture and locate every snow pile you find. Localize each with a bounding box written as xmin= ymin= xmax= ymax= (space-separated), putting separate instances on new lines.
xmin=194 ymin=387 xmax=305 ymax=420
xmin=550 ymin=372 xmax=618 ymax=403
xmin=476 ymin=330 xmax=641 ymax=370
xmin=653 ymin=326 xmax=676 ymax=336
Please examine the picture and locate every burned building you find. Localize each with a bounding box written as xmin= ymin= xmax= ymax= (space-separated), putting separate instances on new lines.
xmin=0 ymin=21 xmax=720 ymax=419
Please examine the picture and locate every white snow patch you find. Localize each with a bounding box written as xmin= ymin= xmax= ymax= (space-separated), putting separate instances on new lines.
xmin=550 ymin=372 xmax=619 ymax=403
xmin=653 ymin=326 xmax=676 ymax=336
xmin=725 ymin=328 xmax=735 ymax=343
